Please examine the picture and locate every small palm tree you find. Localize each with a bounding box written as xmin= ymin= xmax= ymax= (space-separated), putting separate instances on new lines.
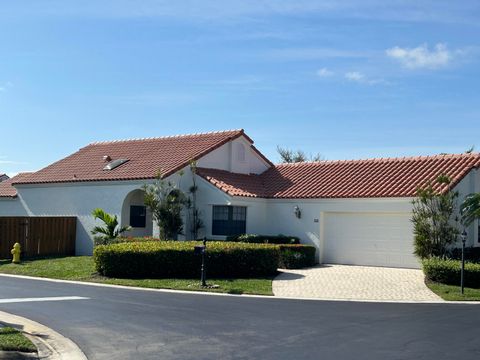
xmin=461 ymin=193 xmax=480 ymax=226
xmin=91 ymin=208 xmax=131 ymax=245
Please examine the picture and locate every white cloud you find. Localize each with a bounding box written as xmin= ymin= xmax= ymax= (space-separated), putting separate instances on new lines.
xmin=344 ymin=71 xmax=365 ymax=82
xmin=344 ymin=71 xmax=385 ymax=85
xmin=317 ymin=68 xmax=334 ymax=77
xmin=386 ymin=43 xmax=457 ymax=69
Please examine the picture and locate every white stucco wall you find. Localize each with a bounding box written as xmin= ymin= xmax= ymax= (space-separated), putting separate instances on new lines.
xmin=13 ymin=180 xmax=155 ymax=255
xmin=197 ymin=136 xmax=270 ymax=174
xmin=0 ymin=198 xmax=28 ymax=216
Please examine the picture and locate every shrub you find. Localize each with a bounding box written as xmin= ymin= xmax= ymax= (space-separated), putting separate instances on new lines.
xmin=422 ymin=258 xmax=480 ymax=288
xmin=448 ymin=247 xmax=480 ymax=263
xmin=91 ymin=208 xmax=131 ymax=246
xmin=411 ymin=175 xmax=459 ymax=259
xmin=278 ymin=245 xmax=317 ymax=269
xmin=226 ymin=234 xmax=300 ymax=245
xmin=94 ymin=241 xmax=279 ymax=279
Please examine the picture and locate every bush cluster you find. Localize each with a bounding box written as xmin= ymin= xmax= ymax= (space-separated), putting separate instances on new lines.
xmin=94 ymin=241 xmax=280 ymax=278
xmin=226 ymin=234 xmax=300 ymax=245
xmin=422 ymin=258 xmax=480 ymax=288
xmin=278 ymin=245 xmax=317 ymax=269
xmin=447 ymin=247 xmax=480 ymax=263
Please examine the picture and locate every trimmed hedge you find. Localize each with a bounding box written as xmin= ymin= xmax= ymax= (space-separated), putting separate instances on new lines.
xmin=422 ymin=258 xmax=480 ymax=288
xmin=279 ymin=245 xmax=317 ymax=269
xmin=226 ymin=234 xmax=300 ymax=245
xmin=94 ymin=241 xmax=280 ymax=278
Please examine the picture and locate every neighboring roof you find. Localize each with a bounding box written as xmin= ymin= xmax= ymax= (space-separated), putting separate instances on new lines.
xmin=0 ymin=173 xmax=33 ymax=198
xmin=0 ymin=174 xmax=9 ymax=182
xmin=14 ymin=129 xmax=271 ymax=185
xmin=197 ymin=153 xmax=480 ymax=199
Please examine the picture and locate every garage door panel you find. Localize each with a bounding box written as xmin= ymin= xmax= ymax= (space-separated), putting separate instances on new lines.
xmin=323 ymin=212 xmax=419 ymax=268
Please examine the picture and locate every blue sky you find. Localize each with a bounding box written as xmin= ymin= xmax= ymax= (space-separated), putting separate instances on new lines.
xmin=1 ymin=1 xmax=479 ymax=176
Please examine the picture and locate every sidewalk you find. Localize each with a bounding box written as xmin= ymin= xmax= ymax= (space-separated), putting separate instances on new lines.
xmin=0 ymin=310 xmax=87 ymax=360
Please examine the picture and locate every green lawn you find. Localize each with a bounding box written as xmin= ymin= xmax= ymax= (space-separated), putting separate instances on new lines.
xmin=0 ymin=327 xmax=36 ymax=353
xmin=426 ymin=281 xmax=480 ymax=301
xmin=0 ymin=257 xmax=273 ymax=295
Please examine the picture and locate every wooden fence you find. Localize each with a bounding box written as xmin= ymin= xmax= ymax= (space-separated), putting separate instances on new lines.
xmin=0 ymin=217 xmax=76 ymax=259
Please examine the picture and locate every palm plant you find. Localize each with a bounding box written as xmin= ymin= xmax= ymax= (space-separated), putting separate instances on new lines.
xmin=460 ymin=193 xmax=480 ymax=226
xmin=143 ymin=172 xmax=187 ymax=240
xmin=91 ymin=208 xmax=131 ymax=245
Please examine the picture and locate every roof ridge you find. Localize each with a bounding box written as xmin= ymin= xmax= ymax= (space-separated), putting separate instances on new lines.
xmin=274 ymin=152 xmax=480 ymax=167
xmin=88 ymin=129 xmax=244 ymax=145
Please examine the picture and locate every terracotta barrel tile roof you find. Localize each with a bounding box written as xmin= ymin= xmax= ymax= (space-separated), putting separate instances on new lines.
xmin=0 ymin=173 xmax=33 ymax=197
xmin=197 ymin=153 xmax=480 ymax=199
xmin=196 ymin=168 xmax=267 ymax=198
xmin=13 ymin=130 xmax=255 ymax=185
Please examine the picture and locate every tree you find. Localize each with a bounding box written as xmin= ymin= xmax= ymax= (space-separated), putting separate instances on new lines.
xmin=143 ymin=172 xmax=187 ymax=240
xmin=186 ymin=160 xmax=204 ymax=239
xmin=411 ymin=175 xmax=460 ymax=259
xmin=91 ymin=208 xmax=131 ymax=245
xmin=276 ymin=146 xmax=323 ymax=163
xmin=460 ymin=193 xmax=480 ymax=226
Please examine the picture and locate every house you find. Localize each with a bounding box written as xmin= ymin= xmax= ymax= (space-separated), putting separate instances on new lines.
xmin=0 ymin=129 xmax=479 ymax=268
xmin=0 ymin=174 xmax=9 ymax=182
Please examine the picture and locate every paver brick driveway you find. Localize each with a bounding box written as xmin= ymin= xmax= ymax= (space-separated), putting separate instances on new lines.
xmin=273 ymin=264 xmax=443 ymax=302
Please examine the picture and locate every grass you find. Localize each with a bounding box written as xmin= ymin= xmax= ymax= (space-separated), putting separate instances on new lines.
xmin=426 ymin=281 xmax=480 ymax=301
xmin=0 ymin=327 xmax=36 ymax=353
xmin=0 ymin=256 xmax=273 ymax=295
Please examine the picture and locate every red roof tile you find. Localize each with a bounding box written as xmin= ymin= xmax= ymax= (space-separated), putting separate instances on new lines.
xmin=197 ymin=153 xmax=480 ymax=199
xmin=0 ymin=173 xmax=33 ymax=197
xmin=14 ymin=130 xmax=265 ymax=185
xmin=196 ymin=168 xmax=267 ymax=198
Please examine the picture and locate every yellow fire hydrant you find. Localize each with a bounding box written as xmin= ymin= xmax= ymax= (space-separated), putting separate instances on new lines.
xmin=11 ymin=243 xmax=21 ymax=264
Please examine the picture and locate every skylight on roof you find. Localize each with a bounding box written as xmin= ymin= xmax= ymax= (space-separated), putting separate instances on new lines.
xmin=103 ymin=158 xmax=129 ymax=171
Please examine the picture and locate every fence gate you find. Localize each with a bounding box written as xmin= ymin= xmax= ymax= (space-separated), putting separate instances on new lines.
xmin=0 ymin=217 xmax=76 ymax=259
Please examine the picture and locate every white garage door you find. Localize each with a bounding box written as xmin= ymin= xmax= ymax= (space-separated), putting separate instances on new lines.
xmin=323 ymin=212 xmax=419 ymax=268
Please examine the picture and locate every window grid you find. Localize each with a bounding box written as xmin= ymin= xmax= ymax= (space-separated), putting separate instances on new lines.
xmin=212 ymin=206 xmax=246 ymax=236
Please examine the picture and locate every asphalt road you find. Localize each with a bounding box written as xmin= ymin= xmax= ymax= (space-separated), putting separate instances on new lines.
xmin=0 ymin=276 xmax=479 ymax=360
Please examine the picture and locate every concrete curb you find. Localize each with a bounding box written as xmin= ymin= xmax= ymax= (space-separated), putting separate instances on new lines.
xmin=0 ymin=272 xmax=479 ymax=305
xmin=0 ymin=310 xmax=87 ymax=360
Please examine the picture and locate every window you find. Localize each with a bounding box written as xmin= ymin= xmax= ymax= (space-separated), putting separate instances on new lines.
xmin=212 ymin=206 xmax=246 ymax=236
xmin=130 ymin=205 xmax=146 ymax=228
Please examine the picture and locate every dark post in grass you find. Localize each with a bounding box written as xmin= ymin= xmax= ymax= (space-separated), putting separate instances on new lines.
xmin=460 ymin=230 xmax=467 ymax=295
xmin=201 ymin=237 xmax=207 ymax=287
xmin=194 ymin=237 xmax=207 ymax=287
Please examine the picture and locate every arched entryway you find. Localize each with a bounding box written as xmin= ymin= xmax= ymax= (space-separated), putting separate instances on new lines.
xmin=121 ymin=189 xmax=153 ymax=238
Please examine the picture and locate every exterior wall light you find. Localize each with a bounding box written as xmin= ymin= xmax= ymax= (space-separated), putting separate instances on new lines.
xmin=294 ymin=205 xmax=302 ymax=219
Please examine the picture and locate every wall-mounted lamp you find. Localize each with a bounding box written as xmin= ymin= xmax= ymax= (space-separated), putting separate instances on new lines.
xmin=293 ymin=205 xmax=302 ymax=219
